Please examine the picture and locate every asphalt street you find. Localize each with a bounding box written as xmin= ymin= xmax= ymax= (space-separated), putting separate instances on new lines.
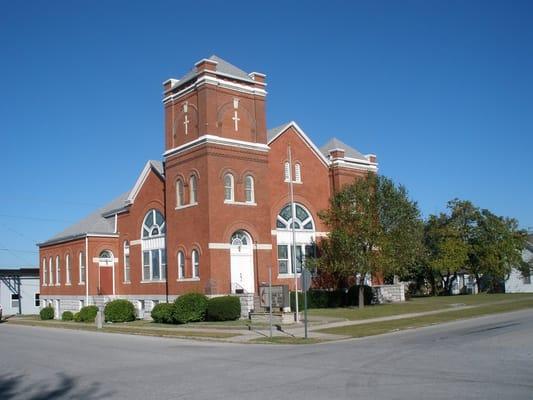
xmin=1 ymin=309 xmax=532 ymax=400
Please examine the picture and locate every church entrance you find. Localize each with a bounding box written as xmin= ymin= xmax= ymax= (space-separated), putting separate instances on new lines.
xmin=98 ymin=250 xmax=114 ymax=295
xmin=230 ymin=230 xmax=254 ymax=294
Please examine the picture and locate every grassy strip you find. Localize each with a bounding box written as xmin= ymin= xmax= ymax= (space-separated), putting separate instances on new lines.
xmin=250 ymin=336 xmax=324 ymax=345
xmin=308 ymin=293 xmax=533 ymax=321
xmin=317 ymin=298 xmax=533 ymax=338
xmin=7 ymin=319 xmax=238 ymax=339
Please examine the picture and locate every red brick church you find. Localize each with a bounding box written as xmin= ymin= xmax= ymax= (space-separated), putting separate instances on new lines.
xmin=38 ymin=56 xmax=378 ymax=317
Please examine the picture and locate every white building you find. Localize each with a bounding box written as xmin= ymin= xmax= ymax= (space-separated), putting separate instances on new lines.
xmin=0 ymin=268 xmax=40 ymax=316
xmin=505 ymin=234 xmax=533 ymax=293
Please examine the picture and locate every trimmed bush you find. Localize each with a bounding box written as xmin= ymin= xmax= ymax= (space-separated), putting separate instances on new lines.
xmin=40 ymin=306 xmax=54 ymax=320
xmin=61 ymin=311 xmax=74 ymax=321
xmin=173 ymin=292 xmax=208 ymax=324
xmin=104 ymin=299 xmax=136 ymax=322
xmin=290 ymin=285 xmax=374 ymax=310
xmin=151 ymin=303 xmax=175 ymax=324
xmin=207 ymin=296 xmax=241 ymax=321
xmin=75 ymin=305 xmax=99 ymax=322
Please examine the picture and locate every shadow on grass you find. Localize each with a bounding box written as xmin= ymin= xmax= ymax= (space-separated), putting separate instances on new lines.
xmin=0 ymin=373 xmax=114 ymax=399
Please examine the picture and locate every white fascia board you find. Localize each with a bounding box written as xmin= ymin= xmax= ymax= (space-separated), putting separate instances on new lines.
xmin=126 ymin=161 xmax=164 ymax=205
xmin=331 ymin=160 xmax=378 ymax=172
xmin=162 ymin=75 xmax=267 ymax=104
xmin=194 ymin=58 xmax=218 ymax=67
xmin=267 ymin=121 xmax=330 ymax=168
xmin=164 ymin=134 xmax=270 ymax=158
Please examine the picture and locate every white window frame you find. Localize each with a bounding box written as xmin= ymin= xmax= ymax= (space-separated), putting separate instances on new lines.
xmin=177 ymin=251 xmax=185 ymax=279
xmin=284 ymin=161 xmax=290 ymax=182
xmin=42 ymin=258 xmax=47 ymax=286
xmin=11 ymin=293 xmax=20 ymax=309
xmin=55 ymin=255 xmax=60 ymax=285
xmin=142 ymin=248 xmax=167 ymax=282
xmin=192 ymin=249 xmax=199 ymax=278
xmin=244 ymin=175 xmax=255 ymax=203
xmin=124 ymin=241 xmax=131 ymax=283
xmin=79 ymin=251 xmax=86 ymax=284
xmin=189 ymin=175 xmax=198 ymax=204
xmin=294 ymin=163 xmax=302 ymax=183
xmin=65 ymin=254 xmax=71 ymax=285
xmin=176 ymin=179 xmax=184 ymax=207
xmin=49 ymin=257 xmax=53 ymax=286
xmin=34 ymin=293 xmax=40 ymax=307
xmin=224 ymin=173 xmax=234 ymax=202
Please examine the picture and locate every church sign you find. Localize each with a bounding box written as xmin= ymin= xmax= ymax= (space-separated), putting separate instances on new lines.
xmin=259 ymin=285 xmax=289 ymax=309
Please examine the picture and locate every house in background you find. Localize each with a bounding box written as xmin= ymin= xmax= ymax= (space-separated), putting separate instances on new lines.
xmin=0 ymin=268 xmax=40 ymax=316
xmin=505 ymin=233 xmax=533 ymax=293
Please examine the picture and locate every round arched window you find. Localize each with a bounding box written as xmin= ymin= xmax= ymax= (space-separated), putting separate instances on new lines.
xmin=141 ymin=209 xmax=166 ymax=238
xmin=276 ymin=204 xmax=314 ymax=230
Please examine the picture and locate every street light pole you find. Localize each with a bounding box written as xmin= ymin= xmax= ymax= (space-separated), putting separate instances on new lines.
xmin=288 ymin=144 xmax=299 ymax=323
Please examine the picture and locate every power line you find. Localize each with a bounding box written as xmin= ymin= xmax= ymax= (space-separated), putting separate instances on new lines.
xmin=0 ymin=214 xmax=74 ymax=223
xmin=0 ymin=249 xmax=38 ymax=254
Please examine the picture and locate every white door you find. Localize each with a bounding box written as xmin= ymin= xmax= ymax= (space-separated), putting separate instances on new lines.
xmin=230 ymin=231 xmax=254 ymax=293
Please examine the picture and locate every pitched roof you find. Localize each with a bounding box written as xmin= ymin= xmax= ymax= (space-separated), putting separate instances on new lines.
xmin=319 ymin=137 xmax=368 ymax=161
xmin=175 ymin=55 xmax=255 ymax=87
xmin=39 ymin=160 xmax=163 ymax=246
xmin=267 ymin=122 xmax=292 ymax=142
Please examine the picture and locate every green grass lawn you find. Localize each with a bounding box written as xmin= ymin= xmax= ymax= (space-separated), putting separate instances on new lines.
xmin=308 ymin=293 xmax=533 ymax=321
xmin=316 ymin=297 xmax=533 ymax=338
xmin=7 ymin=318 xmax=239 ymax=339
xmin=250 ymin=336 xmax=324 ymax=345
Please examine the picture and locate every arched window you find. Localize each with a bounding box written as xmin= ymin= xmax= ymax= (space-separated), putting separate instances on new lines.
xmin=244 ymin=175 xmax=254 ymax=203
xmin=79 ymin=251 xmax=86 ymax=284
xmin=231 ymin=230 xmax=249 ymax=247
xmin=284 ymin=161 xmax=290 ymax=181
xmin=176 ymin=179 xmax=184 ymax=207
xmin=48 ymin=257 xmax=53 ymax=285
xmin=124 ymin=241 xmax=130 ymax=283
xmin=192 ymin=249 xmax=199 ymax=278
xmin=99 ymin=250 xmax=112 ymax=260
xmin=65 ymin=254 xmax=71 ymax=285
xmin=275 ymin=203 xmax=316 ymax=275
xmin=294 ymin=163 xmax=302 ymax=183
xmin=55 ymin=255 xmax=61 ymax=285
xmin=189 ymin=175 xmax=197 ymax=204
xmin=224 ymin=174 xmax=234 ymax=202
xmin=177 ymin=251 xmax=185 ymax=279
xmin=42 ymin=258 xmax=47 ymax=286
xmin=276 ymin=204 xmax=314 ymax=230
xmin=141 ymin=209 xmax=166 ymax=281
xmin=142 ymin=209 xmax=166 ymax=238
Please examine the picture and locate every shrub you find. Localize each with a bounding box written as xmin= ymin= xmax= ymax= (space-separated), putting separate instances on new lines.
xmin=76 ymin=305 xmax=99 ymax=322
xmin=61 ymin=311 xmax=74 ymax=321
xmin=151 ymin=303 xmax=176 ymax=324
xmin=104 ymin=299 xmax=136 ymax=322
xmin=40 ymin=306 xmax=54 ymax=320
xmin=207 ymin=296 xmax=241 ymax=321
xmin=173 ymin=293 xmax=208 ymax=324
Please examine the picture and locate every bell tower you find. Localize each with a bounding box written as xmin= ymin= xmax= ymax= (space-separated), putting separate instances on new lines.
xmin=162 ymin=55 xmax=267 ymax=150
xmin=161 ymin=56 xmax=273 ymax=297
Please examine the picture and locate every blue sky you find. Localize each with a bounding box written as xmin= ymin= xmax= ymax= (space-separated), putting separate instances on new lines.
xmin=1 ymin=0 xmax=532 ymax=267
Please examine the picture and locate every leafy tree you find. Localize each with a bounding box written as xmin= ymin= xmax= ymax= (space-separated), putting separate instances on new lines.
xmin=314 ymin=173 xmax=423 ymax=308
xmin=424 ymin=213 xmax=469 ymax=295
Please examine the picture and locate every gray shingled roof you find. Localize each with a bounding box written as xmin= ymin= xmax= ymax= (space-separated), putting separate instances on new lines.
xmin=267 ymin=122 xmax=291 ymax=142
xmin=320 ymin=137 xmax=368 ymax=161
xmin=175 ymin=55 xmax=255 ymax=87
xmin=39 ymin=160 xmax=164 ymax=246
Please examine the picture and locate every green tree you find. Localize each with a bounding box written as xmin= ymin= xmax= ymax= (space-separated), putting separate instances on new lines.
xmin=315 ymin=173 xmax=423 ymax=308
xmin=424 ymin=213 xmax=469 ymax=295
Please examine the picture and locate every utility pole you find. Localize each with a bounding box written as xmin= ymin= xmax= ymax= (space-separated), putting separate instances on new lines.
xmin=288 ymin=144 xmax=299 ymax=323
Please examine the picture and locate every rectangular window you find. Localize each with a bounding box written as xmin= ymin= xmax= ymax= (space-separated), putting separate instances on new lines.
xmin=278 ymin=245 xmax=288 ymax=274
xmin=295 ymin=246 xmax=303 ymax=274
xmin=152 ymin=250 xmax=160 ymax=280
xmin=124 ymin=253 xmax=131 ymax=282
xmin=79 ymin=252 xmax=86 ymax=284
xmin=11 ymin=293 xmax=20 ymax=309
xmin=66 ymin=255 xmax=71 ymax=284
xmin=161 ymin=249 xmax=167 ymax=280
xmin=143 ymin=251 xmax=151 ymax=281
xmin=35 ymin=293 xmax=40 ymax=307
